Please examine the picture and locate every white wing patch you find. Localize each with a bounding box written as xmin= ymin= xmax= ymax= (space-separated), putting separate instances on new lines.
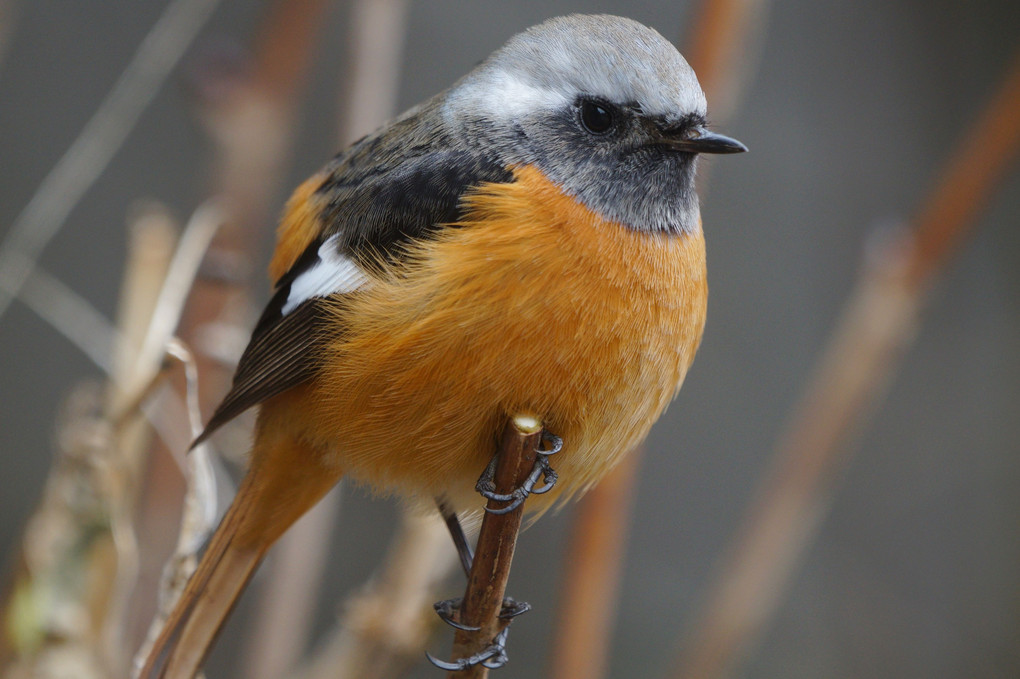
xmin=282 ymin=235 xmax=369 ymax=315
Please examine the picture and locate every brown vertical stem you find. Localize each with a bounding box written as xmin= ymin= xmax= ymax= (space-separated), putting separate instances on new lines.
xmin=290 ymin=512 xmax=456 ymax=679
xmin=672 ymin=47 xmax=1020 ymax=679
xmin=548 ymin=448 xmax=643 ymax=679
xmin=446 ymin=417 xmax=543 ymax=679
xmin=684 ymin=0 xmax=769 ymax=121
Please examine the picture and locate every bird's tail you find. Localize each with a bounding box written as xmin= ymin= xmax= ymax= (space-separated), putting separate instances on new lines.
xmin=139 ymin=417 xmax=340 ymax=679
xmin=139 ymin=473 xmax=265 ymax=679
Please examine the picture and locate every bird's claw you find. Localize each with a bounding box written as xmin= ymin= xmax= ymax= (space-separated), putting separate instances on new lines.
xmin=433 ymin=596 xmax=531 ymax=631
xmin=433 ymin=598 xmax=480 ymax=631
xmin=476 ymin=430 xmax=562 ymax=514
xmin=426 ymin=625 xmax=512 ymax=671
xmin=497 ymin=596 xmax=531 ymax=620
xmin=427 ymin=597 xmax=529 ymax=670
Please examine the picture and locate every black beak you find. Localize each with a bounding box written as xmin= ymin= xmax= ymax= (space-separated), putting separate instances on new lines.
xmin=667 ymin=127 xmax=747 ymax=154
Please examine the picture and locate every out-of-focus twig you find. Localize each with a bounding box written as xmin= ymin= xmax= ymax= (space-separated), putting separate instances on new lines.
xmin=337 ymin=0 xmax=409 ymax=145
xmin=0 ymin=207 xmax=179 ymax=679
xmin=686 ymin=0 xmax=769 ymax=195
xmin=99 ymin=208 xmax=182 ymax=674
xmin=4 ymin=266 xmax=119 ymax=374
xmin=0 ymin=0 xmax=224 ymax=324
xmin=289 ymin=511 xmax=457 ymax=679
xmin=547 ymin=449 xmax=642 ymax=679
xmin=672 ymin=48 xmax=1020 ymax=679
xmin=130 ymin=342 xmax=219 ymax=679
xmin=685 ymin=0 xmax=769 ymax=127
xmin=241 ymin=491 xmax=340 ymax=679
xmin=115 ymin=200 xmax=225 ymax=418
xmin=443 ymin=416 xmax=543 ymax=679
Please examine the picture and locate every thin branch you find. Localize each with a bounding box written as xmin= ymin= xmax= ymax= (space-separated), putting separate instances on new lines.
xmin=445 ymin=416 xmax=543 ymax=679
xmin=684 ymin=0 xmax=770 ymax=127
xmin=108 ymin=203 xmax=179 ymax=403
xmin=0 ymin=0 xmax=224 ymax=324
xmin=671 ymin=47 xmax=1020 ymax=679
xmin=104 ymin=201 xmax=222 ymax=673
xmin=131 ymin=344 xmax=220 ymax=679
xmin=7 ymin=265 xmax=119 ymax=374
xmin=337 ymin=0 xmax=409 ymax=145
xmin=120 ymin=200 xmax=226 ymax=412
xmin=241 ymin=490 xmax=341 ymax=679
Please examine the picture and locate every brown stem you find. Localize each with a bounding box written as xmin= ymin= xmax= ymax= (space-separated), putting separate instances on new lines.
xmin=548 ymin=448 xmax=643 ymax=679
xmin=684 ymin=0 xmax=769 ymax=126
xmin=290 ymin=511 xmax=456 ymax=679
xmin=446 ymin=417 xmax=543 ymax=679
xmin=242 ymin=2 xmax=410 ymax=672
xmin=906 ymin=50 xmax=1020 ymax=288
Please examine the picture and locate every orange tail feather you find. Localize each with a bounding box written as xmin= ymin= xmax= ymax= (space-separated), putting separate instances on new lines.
xmin=140 ymin=474 xmax=265 ymax=679
xmin=141 ymin=409 xmax=341 ymax=679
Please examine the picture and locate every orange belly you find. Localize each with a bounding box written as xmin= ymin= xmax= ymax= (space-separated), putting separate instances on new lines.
xmin=288 ymin=164 xmax=707 ymax=513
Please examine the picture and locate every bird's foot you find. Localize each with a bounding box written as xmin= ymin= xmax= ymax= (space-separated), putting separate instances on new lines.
xmin=475 ymin=430 xmax=562 ymax=514
xmin=427 ymin=597 xmax=531 ymax=671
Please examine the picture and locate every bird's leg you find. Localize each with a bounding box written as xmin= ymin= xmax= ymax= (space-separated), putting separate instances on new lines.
xmin=437 ymin=497 xmax=473 ymax=578
xmin=429 ymin=428 xmax=557 ymax=670
xmin=475 ymin=430 xmax=562 ymax=514
xmin=432 ymin=498 xmax=532 ymax=633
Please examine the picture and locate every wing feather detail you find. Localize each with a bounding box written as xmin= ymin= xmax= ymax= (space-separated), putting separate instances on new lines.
xmin=192 ymin=118 xmax=514 ymax=446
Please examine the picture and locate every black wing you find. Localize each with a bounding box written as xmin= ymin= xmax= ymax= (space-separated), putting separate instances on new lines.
xmin=192 ymin=147 xmax=512 ymax=446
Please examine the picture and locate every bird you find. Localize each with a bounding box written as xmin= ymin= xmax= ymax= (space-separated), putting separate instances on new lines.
xmin=140 ymin=13 xmax=745 ymax=678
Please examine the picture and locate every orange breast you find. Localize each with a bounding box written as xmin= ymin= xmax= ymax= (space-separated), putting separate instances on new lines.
xmin=301 ymin=165 xmax=708 ymax=512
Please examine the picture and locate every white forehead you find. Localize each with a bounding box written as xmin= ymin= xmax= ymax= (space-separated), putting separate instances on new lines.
xmin=447 ymin=15 xmax=706 ymax=122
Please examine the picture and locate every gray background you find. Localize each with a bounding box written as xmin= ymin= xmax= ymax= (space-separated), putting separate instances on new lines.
xmin=1 ymin=1 xmax=1018 ymax=677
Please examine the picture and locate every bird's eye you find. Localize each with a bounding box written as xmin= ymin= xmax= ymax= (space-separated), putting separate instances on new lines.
xmin=579 ymin=99 xmax=614 ymax=134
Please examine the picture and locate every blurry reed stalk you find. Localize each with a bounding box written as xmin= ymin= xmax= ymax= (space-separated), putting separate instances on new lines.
xmin=548 ymin=2 xmax=769 ymax=677
xmin=0 ymin=0 xmax=223 ymax=324
xmin=687 ymin=0 xmax=769 ymax=193
xmin=128 ymin=205 xmax=228 ymax=678
xmin=122 ymin=0 xmax=333 ymax=671
xmin=685 ymin=0 xmax=769 ymax=128
xmin=288 ymin=513 xmax=456 ymax=679
xmin=672 ymin=48 xmax=1020 ymax=679
xmin=0 ymin=208 xmax=177 ymax=679
xmin=547 ymin=449 xmax=642 ymax=679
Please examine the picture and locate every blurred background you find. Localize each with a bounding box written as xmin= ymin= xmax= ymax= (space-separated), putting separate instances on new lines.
xmin=0 ymin=1 xmax=1018 ymax=678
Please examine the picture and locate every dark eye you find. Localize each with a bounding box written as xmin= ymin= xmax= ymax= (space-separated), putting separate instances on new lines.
xmin=580 ymin=99 xmax=614 ymax=134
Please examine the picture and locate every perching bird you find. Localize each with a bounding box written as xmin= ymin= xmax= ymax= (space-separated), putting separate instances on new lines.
xmin=141 ymin=14 xmax=745 ymax=678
